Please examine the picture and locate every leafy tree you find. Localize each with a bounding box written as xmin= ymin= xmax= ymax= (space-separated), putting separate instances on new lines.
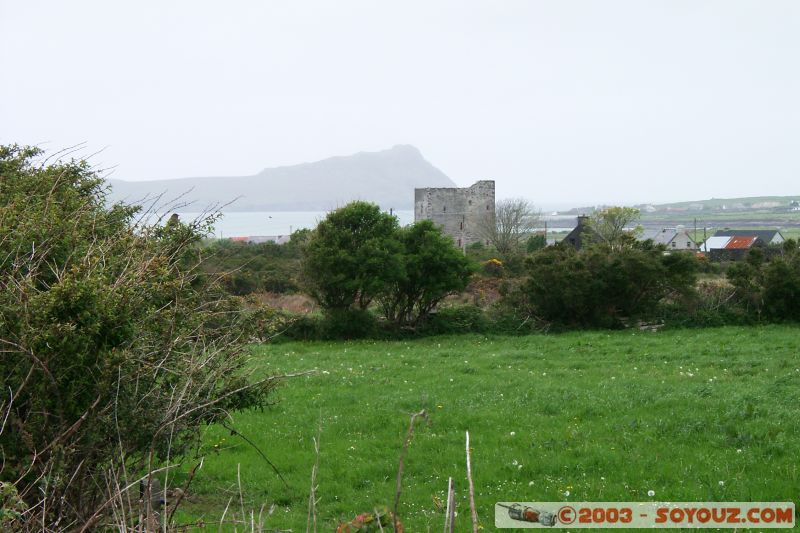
xmin=301 ymin=201 xmax=403 ymax=311
xmin=478 ymin=198 xmax=540 ymax=257
xmin=378 ymin=220 xmax=473 ymax=326
xmin=0 ymin=145 xmax=277 ymax=529
xmin=587 ymin=206 xmax=642 ymax=250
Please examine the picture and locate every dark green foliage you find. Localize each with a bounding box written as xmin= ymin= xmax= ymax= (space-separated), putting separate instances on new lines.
xmin=727 ymin=243 xmax=800 ymax=321
xmin=301 ymin=204 xmax=471 ymax=332
xmin=321 ymin=308 xmax=378 ymax=339
xmin=378 ymin=220 xmax=473 ymax=327
xmin=302 ymin=201 xmax=403 ymax=311
xmin=420 ymin=305 xmax=490 ymax=335
xmin=518 ymin=243 xmax=699 ymax=328
xmin=526 ymin=234 xmax=546 ymax=253
xmin=0 ymin=145 xmax=276 ymax=528
xmin=202 ymin=239 xmax=303 ymax=295
xmin=278 ymin=312 xmax=323 ymax=341
xmin=482 ymin=258 xmax=504 ymax=277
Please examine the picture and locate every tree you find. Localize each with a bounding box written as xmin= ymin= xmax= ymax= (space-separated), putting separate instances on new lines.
xmin=586 ymin=206 xmax=642 ymax=250
xmin=378 ymin=220 xmax=473 ymax=326
xmin=479 ymin=198 xmax=540 ymax=257
xmin=301 ymin=201 xmax=403 ymax=311
xmin=0 ymin=145 xmax=277 ymax=529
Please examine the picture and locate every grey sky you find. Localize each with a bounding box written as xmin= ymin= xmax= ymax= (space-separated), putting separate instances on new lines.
xmin=2 ymin=1 xmax=799 ymax=206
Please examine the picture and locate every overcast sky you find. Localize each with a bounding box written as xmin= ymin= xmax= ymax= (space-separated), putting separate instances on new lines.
xmin=2 ymin=1 xmax=799 ymax=207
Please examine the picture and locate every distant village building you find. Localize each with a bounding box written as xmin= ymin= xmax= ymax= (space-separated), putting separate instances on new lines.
xmin=711 ymin=229 xmax=785 ymax=246
xmin=562 ymin=215 xmax=599 ymax=251
xmin=639 ymin=227 xmax=698 ymax=250
xmin=700 ymin=229 xmax=784 ymax=261
xmin=229 ymin=235 xmax=291 ymax=245
xmin=414 ymin=180 xmax=495 ymax=250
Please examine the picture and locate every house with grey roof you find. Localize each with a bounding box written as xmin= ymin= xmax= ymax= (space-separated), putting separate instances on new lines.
xmin=639 ymin=227 xmax=698 ymax=251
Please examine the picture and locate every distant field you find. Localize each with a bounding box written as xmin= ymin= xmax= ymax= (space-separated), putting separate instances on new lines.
xmin=640 ymin=210 xmax=800 ymax=228
xmin=174 ymin=327 xmax=800 ymax=531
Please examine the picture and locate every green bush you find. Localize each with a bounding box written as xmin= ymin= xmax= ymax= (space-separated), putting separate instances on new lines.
xmin=421 ymin=305 xmax=489 ymax=335
xmin=0 ymin=145 xmax=277 ymax=529
xmin=203 ymin=240 xmax=303 ymax=296
xmin=516 ymin=243 xmax=698 ymax=329
xmin=727 ymin=243 xmax=800 ymax=321
xmin=377 ymin=220 xmax=473 ymax=327
xmin=321 ymin=309 xmax=378 ymax=339
xmin=301 ymin=205 xmax=472 ymax=334
xmin=276 ymin=312 xmax=323 ymax=341
xmin=302 ymin=202 xmax=403 ymax=311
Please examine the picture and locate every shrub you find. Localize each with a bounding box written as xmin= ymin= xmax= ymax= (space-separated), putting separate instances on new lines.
xmin=526 ymin=234 xmax=546 ymax=253
xmin=727 ymin=245 xmax=800 ymax=321
xmin=421 ymin=305 xmax=489 ymax=335
xmin=516 ymin=243 xmax=698 ymax=329
xmin=321 ymin=309 xmax=378 ymax=339
xmin=301 ymin=206 xmax=472 ymax=332
xmin=482 ymin=258 xmax=504 ymax=277
xmin=0 ymin=145 xmax=277 ymax=529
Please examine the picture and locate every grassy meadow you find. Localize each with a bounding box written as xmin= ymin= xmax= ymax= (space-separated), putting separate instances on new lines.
xmin=173 ymin=326 xmax=800 ymax=531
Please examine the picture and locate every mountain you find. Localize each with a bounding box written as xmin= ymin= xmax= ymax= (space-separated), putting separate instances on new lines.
xmin=106 ymin=145 xmax=455 ymax=211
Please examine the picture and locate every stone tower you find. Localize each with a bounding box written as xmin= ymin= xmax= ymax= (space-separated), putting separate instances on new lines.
xmin=414 ymin=180 xmax=495 ymax=251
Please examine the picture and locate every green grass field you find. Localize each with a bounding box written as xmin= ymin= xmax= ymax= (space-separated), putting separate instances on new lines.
xmin=173 ymin=326 xmax=800 ymax=531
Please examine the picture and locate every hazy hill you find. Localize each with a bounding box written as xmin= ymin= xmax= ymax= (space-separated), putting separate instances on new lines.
xmin=106 ymin=145 xmax=455 ymax=211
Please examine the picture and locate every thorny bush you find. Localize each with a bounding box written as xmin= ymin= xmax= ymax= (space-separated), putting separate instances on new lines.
xmin=0 ymin=145 xmax=279 ymax=531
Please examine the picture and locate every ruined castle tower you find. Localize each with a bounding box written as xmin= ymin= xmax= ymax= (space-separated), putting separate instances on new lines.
xmin=414 ymin=180 xmax=495 ymax=251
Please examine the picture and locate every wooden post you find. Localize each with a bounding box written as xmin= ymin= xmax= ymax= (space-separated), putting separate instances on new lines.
xmin=466 ymin=431 xmax=479 ymax=532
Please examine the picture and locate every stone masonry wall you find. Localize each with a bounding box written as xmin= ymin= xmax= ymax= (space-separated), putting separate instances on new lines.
xmin=414 ymin=180 xmax=495 ymax=250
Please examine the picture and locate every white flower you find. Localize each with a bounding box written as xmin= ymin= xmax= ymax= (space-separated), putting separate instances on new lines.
xmin=736 ymin=448 xmax=743 ymax=454
xmin=510 ymin=431 xmax=516 ymax=436
xmin=647 ymin=490 xmax=655 ymax=497
xmin=512 ymin=459 xmax=519 ymax=466
xmin=529 ymin=481 xmax=535 ymax=486
xmin=719 ymin=480 xmax=725 ymax=487
xmin=564 ymin=490 xmax=570 ymax=497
